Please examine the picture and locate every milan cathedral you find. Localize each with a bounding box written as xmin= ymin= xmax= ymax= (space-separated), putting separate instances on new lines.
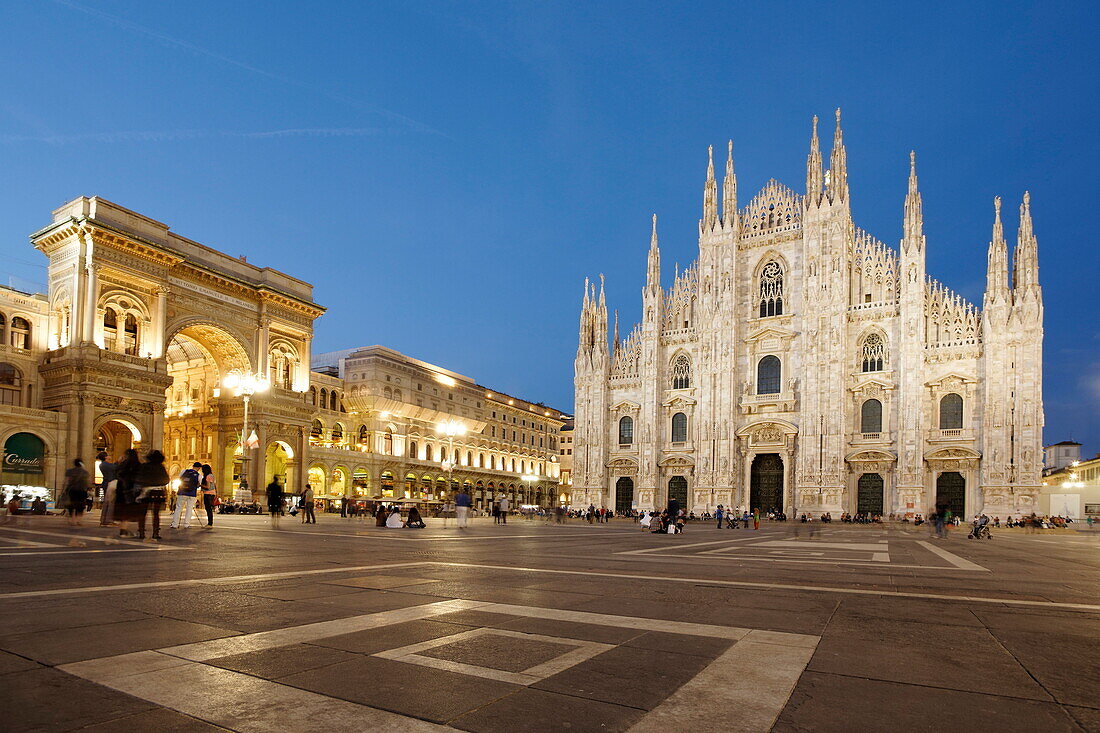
xmin=572 ymin=110 xmax=1043 ymax=519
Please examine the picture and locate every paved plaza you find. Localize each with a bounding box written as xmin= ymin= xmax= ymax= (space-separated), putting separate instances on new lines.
xmin=1 ymin=515 xmax=1098 ymax=732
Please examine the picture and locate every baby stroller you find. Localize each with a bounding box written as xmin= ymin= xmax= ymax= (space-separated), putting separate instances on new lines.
xmin=967 ymin=520 xmax=992 ymax=539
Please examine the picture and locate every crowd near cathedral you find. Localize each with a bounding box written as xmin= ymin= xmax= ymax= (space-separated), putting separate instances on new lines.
xmin=0 ymin=110 xmax=1045 ymax=522
xmin=572 ymin=110 xmax=1044 ymax=520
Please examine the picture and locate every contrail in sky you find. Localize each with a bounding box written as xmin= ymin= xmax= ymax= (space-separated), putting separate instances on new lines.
xmin=46 ymin=0 xmax=445 ymax=137
xmin=0 ymin=128 xmax=385 ymax=144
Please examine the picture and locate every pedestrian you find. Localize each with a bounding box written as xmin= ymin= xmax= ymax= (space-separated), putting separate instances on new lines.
xmin=587 ymin=503 xmax=596 ymax=524
xmin=134 ymin=450 xmax=169 ymax=542
xmin=171 ymin=462 xmax=201 ymax=530
xmin=455 ymin=487 xmax=472 ymax=528
xmin=932 ymin=504 xmax=947 ymax=539
xmin=302 ymin=484 xmax=316 ymax=524
xmin=63 ymin=459 xmax=90 ymax=527
xmin=752 ymin=508 xmax=760 ymax=530
xmin=96 ymin=451 xmax=118 ymax=526
xmin=492 ymin=498 xmax=501 ymax=524
xmin=200 ymin=464 xmax=217 ymax=528
xmin=498 ymin=494 xmax=510 ymax=524
xmin=716 ymin=504 xmax=725 ymax=529
xmin=113 ymin=449 xmax=141 ymax=538
xmin=340 ymin=494 xmax=348 ymax=518
xmin=266 ymin=477 xmax=284 ymax=528
xmin=442 ymin=497 xmax=456 ymax=528
xmin=375 ymin=502 xmax=387 ymax=527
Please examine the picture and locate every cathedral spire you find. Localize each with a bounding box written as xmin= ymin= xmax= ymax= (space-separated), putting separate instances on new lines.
xmin=702 ymin=145 xmax=718 ymax=230
xmin=827 ymin=108 xmax=848 ymax=203
xmin=722 ymin=140 xmax=737 ymax=229
xmin=985 ymin=197 xmax=1010 ymax=303
xmin=1013 ymin=191 xmax=1039 ymax=293
xmin=647 ymin=213 xmax=661 ymax=292
xmin=902 ymin=151 xmax=924 ymax=252
xmin=806 ymin=114 xmax=823 ymax=205
xmin=612 ymin=310 xmax=619 ymax=354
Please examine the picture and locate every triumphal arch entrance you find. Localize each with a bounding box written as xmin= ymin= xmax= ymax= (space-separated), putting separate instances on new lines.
xmin=32 ymin=197 xmax=324 ymax=497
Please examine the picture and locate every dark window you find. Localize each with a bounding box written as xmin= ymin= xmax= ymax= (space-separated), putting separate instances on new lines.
xmin=939 ymin=394 xmax=963 ymax=430
xmin=618 ymin=416 xmax=634 ymax=445
xmin=671 ymin=412 xmax=687 ymax=442
xmin=757 ymin=355 xmax=781 ymax=395
xmin=860 ymin=399 xmax=882 ymax=434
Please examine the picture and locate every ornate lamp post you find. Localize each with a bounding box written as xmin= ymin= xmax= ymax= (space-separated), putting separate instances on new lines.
xmin=437 ymin=419 xmax=466 ymax=503
xmin=223 ymin=369 xmax=270 ymax=497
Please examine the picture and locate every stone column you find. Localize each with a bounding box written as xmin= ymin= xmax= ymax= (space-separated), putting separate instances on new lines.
xmin=82 ymin=263 xmax=99 ymax=347
xmin=151 ymin=286 xmax=169 ymax=358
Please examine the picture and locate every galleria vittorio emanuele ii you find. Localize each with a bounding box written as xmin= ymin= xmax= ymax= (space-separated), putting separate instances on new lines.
xmin=572 ymin=111 xmax=1044 ymax=520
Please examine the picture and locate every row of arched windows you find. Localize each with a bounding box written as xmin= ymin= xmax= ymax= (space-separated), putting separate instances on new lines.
xmin=308 ymin=386 xmax=343 ymax=411
xmin=618 ymin=413 xmax=689 ymax=445
xmin=0 ymin=314 xmax=32 ymax=350
xmin=857 ymin=394 xmax=964 ymax=434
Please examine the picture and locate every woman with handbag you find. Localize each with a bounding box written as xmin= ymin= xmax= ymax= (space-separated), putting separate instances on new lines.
xmin=200 ymin=464 xmax=218 ymax=528
xmin=134 ymin=450 xmax=170 ymax=542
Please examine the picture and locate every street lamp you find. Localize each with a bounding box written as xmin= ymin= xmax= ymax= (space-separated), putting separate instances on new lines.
xmin=522 ymin=474 xmax=538 ymax=507
xmin=223 ymin=369 xmax=270 ymax=496
xmin=437 ymin=420 xmax=466 ymax=502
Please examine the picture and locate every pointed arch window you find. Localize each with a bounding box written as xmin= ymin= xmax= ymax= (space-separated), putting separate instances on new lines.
xmin=939 ymin=393 xmax=963 ymax=430
xmin=670 ymin=354 xmax=691 ymax=389
xmin=618 ymin=416 xmax=634 ymax=445
xmin=758 ymin=261 xmax=784 ymax=317
xmin=331 ymin=423 xmax=344 ymax=443
xmin=757 ymin=355 xmax=781 ymax=395
xmin=861 ymin=333 xmax=886 ymax=372
xmin=309 ymin=420 xmax=324 ymax=445
xmin=671 ymin=412 xmax=688 ymax=443
xmin=860 ymin=399 xmax=883 ymax=434
xmin=409 ymin=440 xmax=418 ymax=459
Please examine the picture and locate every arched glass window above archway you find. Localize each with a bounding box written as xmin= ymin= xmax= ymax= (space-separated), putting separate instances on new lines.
xmin=860 ymin=399 xmax=882 ymax=434
xmin=757 ymin=355 xmax=781 ymax=395
xmin=671 ymin=354 xmax=691 ymax=389
xmin=758 ymin=261 xmax=784 ymax=317
xmin=861 ymin=333 xmax=886 ymax=372
xmin=618 ymin=416 xmax=633 ymax=445
xmin=939 ymin=393 xmax=963 ymax=430
xmin=0 ymin=362 xmax=22 ymax=406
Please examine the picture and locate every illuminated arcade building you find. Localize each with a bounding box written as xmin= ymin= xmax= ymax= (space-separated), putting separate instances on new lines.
xmin=0 ymin=197 xmax=567 ymax=507
xmin=307 ymin=346 xmax=568 ymax=511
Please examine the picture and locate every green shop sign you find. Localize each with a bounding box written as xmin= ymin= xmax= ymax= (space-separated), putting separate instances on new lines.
xmin=2 ymin=433 xmax=45 ymax=475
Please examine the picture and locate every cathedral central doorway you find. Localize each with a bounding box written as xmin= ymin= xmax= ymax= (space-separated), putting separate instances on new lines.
xmin=857 ymin=473 xmax=884 ymax=515
xmin=667 ymin=476 xmax=687 ymax=508
xmin=615 ymin=477 xmax=634 ymax=515
xmin=935 ymin=471 xmax=966 ymax=518
xmin=750 ymin=454 xmax=784 ymax=513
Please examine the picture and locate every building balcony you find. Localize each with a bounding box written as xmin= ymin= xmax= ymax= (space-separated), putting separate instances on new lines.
xmin=852 ymin=431 xmax=892 ymax=444
xmin=739 ymin=390 xmax=797 ymax=415
xmin=928 ymin=428 xmax=975 ymax=442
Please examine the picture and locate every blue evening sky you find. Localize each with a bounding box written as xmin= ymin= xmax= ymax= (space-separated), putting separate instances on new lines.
xmin=0 ymin=1 xmax=1096 ymax=448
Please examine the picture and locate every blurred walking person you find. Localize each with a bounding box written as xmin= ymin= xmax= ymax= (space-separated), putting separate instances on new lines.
xmin=200 ymin=464 xmax=217 ymax=528
xmin=63 ymin=459 xmax=90 ymax=527
xmin=113 ymin=449 xmax=142 ymax=538
xmin=266 ymin=478 xmax=284 ymax=529
xmin=455 ymin=488 xmax=472 ymax=529
xmin=498 ymin=494 xmax=510 ymax=524
xmin=134 ymin=450 xmax=169 ymax=542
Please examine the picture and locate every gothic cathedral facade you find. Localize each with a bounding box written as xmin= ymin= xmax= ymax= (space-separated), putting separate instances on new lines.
xmin=572 ymin=111 xmax=1043 ymax=519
